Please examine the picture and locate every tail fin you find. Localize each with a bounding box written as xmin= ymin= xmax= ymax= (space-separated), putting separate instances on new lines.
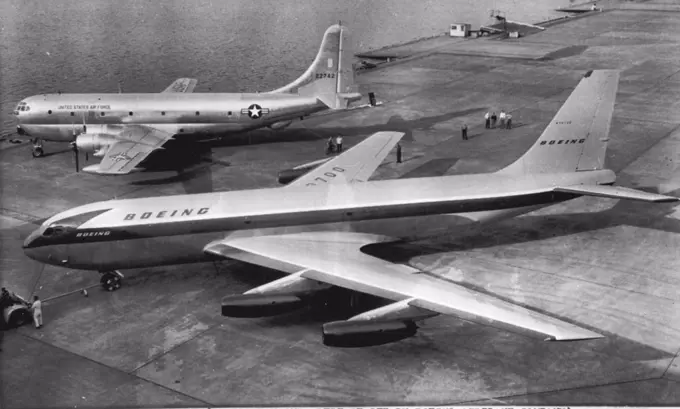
xmin=266 ymin=24 xmax=361 ymax=109
xmin=498 ymin=70 xmax=620 ymax=175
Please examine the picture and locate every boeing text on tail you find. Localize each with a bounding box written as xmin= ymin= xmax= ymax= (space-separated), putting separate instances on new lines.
xmin=13 ymin=24 xmax=361 ymax=175
xmin=22 ymin=70 xmax=678 ymax=347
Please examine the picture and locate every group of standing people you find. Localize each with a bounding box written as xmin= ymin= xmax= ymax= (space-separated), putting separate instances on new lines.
xmin=485 ymin=110 xmax=513 ymax=130
xmin=461 ymin=109 xmax=514 ymax=141
xmin=326 ymin=136 xmax=344 ymax=155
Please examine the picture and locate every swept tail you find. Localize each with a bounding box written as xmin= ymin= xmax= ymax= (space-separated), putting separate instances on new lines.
xmin=498 ymin=70 xmax=620 ymax=175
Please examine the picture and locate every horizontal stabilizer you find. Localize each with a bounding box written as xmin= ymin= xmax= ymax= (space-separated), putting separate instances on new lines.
xmin=554 ymin=184 xmax=679 ymax=203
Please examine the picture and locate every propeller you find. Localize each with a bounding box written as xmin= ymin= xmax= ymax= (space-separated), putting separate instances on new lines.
xmin=71 ymin=122 xmax=79 ymax=172
xmin=70 ymin=115 xmax=89 ymax=172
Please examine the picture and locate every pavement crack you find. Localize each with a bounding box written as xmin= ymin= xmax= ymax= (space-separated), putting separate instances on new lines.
xmin=129 ymin=322 xmax=221 ymax=374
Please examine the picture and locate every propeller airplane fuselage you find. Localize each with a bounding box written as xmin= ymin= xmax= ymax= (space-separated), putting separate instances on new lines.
xmin=12 ymin=24 xmax=362 ymax=174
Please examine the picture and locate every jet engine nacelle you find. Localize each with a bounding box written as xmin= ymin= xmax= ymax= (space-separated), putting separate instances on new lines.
xmin=75 ymin=133 xmax=117 ymax=153
xmin=322 ymin=320 xmax=418 ymax=348
xmin=221 ymin=293 xmax=308 ymax=317
xmin=268 ymin=120 xmax=293 ymax=130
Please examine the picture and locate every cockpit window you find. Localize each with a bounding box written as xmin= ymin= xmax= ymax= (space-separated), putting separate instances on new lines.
xmin=43 ymin=226 xmax=66 ymax=237
xmin=15 ymin=102 xmax=30 ymax=113
xmin=46 ymin=209 xmax=112 ymax=230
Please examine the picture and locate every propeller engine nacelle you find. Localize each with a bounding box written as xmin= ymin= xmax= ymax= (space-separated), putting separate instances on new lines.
xmin=75 ymin=133 xmax=117 ymax=154
xmin=268 ymin=120 xmax=293 ymax=130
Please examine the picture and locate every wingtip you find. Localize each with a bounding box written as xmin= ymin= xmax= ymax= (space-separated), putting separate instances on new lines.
xmin=548 ymin=330 xmax=605 ymax=342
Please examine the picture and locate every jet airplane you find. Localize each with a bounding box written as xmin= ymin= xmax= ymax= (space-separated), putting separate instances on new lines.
xmin=13 ymin=24 xmax=361 ymax=175
xmin=23 ymin=70 xmax=678 ymax=347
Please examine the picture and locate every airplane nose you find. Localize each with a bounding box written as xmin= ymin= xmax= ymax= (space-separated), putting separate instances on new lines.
xmin=22 ymin=228 xmax=41 ymax=250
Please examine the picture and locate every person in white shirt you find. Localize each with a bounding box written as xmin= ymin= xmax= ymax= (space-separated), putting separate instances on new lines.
xmin=484 ymin=112 xmax=490 ymax=129
xmin=31 ymin=295 xmax=42 ymax=329
xmin=335 ymin=136 xmax=343 ymax=153
xmin=499 ymin=110 xmax=507 ymax=128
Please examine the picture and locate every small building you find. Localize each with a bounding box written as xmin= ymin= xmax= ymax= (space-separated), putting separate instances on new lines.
xmin=449 ymin=23 xmax=471 ymax=38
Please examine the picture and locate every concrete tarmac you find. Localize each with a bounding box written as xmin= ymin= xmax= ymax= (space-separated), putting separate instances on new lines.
xmin=2 ymin=0 xmax=680 ymax=406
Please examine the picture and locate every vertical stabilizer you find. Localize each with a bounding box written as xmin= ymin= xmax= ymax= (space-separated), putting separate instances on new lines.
xmin=266 ymin=24 xmax=361 ymax=109
xmin=498 ymin=70 xmax=620 ymax=174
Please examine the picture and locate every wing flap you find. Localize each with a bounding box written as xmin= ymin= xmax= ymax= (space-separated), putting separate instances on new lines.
xmin=555 ymin=184 xmax=678 ymax=203
xmin=162 ymin=78 xmax=198 ymax=93
xmin=286 ymin=131 xmax=403 ymax=188
xmin=208 ymin=232 xmax=602 ymax=341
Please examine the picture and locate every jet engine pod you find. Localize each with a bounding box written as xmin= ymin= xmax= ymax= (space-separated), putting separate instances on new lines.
xmin=221 ymin=293 xmax=307 ymax=317
xmin=322 ymin=319 xmax=418 ymax=348
xmin=277 ymin=168 xmax=310 ymax=185
xmin=75 ymin=133 xmax=117 ymax=153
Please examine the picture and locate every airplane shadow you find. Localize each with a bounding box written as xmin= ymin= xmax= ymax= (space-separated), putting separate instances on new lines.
xmin=216 ymin=188 xmax=680 ymax=360
xmin=204 ymin=107 xmax=488 ymax=148
xmin=128 ymin=108 xmax=486 ymax=192
xmin=364 ymin=187 xmax=680 ymax=261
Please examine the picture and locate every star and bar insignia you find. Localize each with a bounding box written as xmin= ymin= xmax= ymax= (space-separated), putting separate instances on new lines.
xmin=110 ymin=152 xmax=132 ymax=162
xmin=241 ymin=103 xmax=270 ymax=119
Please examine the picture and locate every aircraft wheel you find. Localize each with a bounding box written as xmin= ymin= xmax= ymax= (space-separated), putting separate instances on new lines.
xmin=100 ymin=272 xmax=122 ymax=291
xmin=32 ymin=147 xmax=44 ymax=158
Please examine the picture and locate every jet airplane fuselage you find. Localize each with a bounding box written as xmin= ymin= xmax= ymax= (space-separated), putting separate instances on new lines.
xmin=22 ymin=169 xmax=616 ymax=271
xmin=15 ymin=92 xmax=326 ymax=143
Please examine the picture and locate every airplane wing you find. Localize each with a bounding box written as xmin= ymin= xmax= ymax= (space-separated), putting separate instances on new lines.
xmin=204 ymin=231 xmax=602 ymax=342
xmin=82 ymin=126 xmax=172 ymax=175
xmin=161 ymin=78 xmax=198 ymax=93
xmin=554 ymin=184 xmax=678 ymax=203
xmin=285 ymin=131 xmax=403 ymax=188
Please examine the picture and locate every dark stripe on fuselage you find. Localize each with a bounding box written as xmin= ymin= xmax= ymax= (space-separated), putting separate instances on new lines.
xmin=25 ymin=191 xmax=582 ymax=249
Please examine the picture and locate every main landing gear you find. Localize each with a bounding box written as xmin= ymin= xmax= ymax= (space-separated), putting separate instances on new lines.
xmin=31 ymin=138 xmax=44 ymax=158
xmin=100 ymin=270 xmax=124 ymax=291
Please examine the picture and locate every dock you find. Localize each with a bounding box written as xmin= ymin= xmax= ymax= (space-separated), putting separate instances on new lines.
xmin=2 ymin=0 xmax=680 ymax=406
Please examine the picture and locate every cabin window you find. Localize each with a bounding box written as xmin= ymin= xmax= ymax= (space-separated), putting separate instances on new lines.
xmin=161 ymin=111 xmax=166 ymax=116
xmin=48 ymin=110 xmax=52 ymax=114
xmin=195 ymin=111 xmax=200 ymax=116
xmin=228 ymin=111 xmax=232 ymax=115
xmin=129 ymin=111 xmax=133 ymax=116
xmin=100 ymin=112 xmax=105 ymax=116
xmin=70 ymin=112 xmax=74 ymax=116
xmin=179 ymin=128 xmax=184 ymax=132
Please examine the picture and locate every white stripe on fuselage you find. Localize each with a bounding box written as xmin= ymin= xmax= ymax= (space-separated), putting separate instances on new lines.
xmin=47 ymin=170 xmax=616 ymax=230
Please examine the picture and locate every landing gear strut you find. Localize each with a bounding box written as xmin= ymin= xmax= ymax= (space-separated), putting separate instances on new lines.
xmin=100 ymin=270 xmax=124 ymax=291
xmin=31 ymin=138 xmax=44 ymax=158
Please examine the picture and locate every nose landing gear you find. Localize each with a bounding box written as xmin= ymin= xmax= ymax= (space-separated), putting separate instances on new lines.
xmin=31 ymin=138 xmax=44 ymax=158
xmin=100 ymin=270 xmax=124 ymax=291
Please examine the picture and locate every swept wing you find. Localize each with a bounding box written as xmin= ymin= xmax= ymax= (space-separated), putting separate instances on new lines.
xmin=286 ymin=131 xmax=403 ymax=187
xmin=205 ymin=231 xmax=602 ymax=342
